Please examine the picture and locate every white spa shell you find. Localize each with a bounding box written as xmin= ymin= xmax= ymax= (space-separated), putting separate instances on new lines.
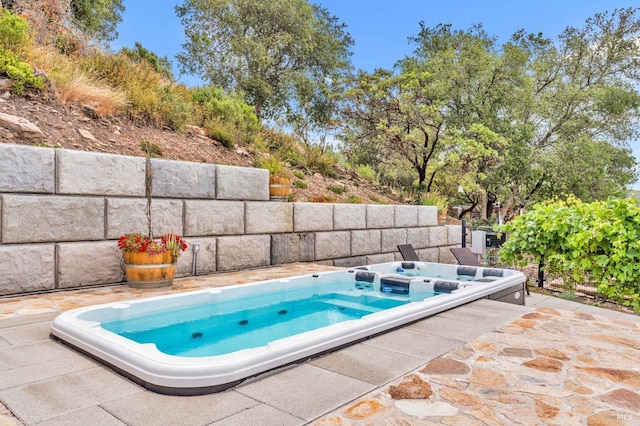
xmin=51 ymin=262 xmax=526 ymax=395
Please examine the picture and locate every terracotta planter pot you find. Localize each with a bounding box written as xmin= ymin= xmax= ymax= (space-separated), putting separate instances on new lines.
xmin=123 ymin=251 xmax=176 ymax=288
xmin=269 ymin=175 xmax=290 ymax=201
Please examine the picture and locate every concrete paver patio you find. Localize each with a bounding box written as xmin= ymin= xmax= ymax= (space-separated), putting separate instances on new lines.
xmin=1 ymin=264 xmax=638 ymax=425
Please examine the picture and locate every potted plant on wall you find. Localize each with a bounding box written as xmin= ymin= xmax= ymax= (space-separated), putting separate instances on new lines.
xmin=117 ymin=150 xmax=188 ymax=288
xmin=254 ymin=154 xmax=292 ymax=201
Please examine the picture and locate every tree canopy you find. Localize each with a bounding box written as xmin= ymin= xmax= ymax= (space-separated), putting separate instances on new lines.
xmin=175 ymin=0 xmax=353 ymax=125
xmin=340 ymin=8 xmax=640 ymax=219
xmin=340 ymin=67 xmax=445 ymax=188
xmin=70 ymin=0 xmax=124 ymax=43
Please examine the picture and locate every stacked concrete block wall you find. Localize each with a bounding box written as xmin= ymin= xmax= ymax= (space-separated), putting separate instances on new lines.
xmin=0 ymin=143 xmax=462 ymax=296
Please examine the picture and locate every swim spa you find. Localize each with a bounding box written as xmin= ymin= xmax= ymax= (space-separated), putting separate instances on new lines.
xmin=51 ymin=261 xmax=526 ymax=395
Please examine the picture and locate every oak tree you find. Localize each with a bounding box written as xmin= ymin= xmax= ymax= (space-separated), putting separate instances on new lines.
xmin=176 ymin=0 xmax=353 ymax=126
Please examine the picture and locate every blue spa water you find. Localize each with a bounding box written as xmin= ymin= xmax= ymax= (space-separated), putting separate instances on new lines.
xmin=102 ymin=291 xmax=435 ymax=357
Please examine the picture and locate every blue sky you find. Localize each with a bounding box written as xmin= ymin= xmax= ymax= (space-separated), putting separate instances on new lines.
xmin=113 ymin=0 xmax=640 ymax=188
xmin=113 ymin=1 xmax=638 ymax=80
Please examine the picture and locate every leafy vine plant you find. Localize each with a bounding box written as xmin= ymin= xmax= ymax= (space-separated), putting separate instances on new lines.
xmin=497 ymin=196 xmax=640 ymax=312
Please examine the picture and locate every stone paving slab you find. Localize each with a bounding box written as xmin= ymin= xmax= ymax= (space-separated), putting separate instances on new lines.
xmin=437 ymin=298 xmax=532 ymax=323
xmin=0 ymin=368 xmax=143 ymax=424
xmin=209 ymin=403 xmax=304 ymax=426
xmin=237 ymin=363 xmax=375 ymax=422
xmin=0 ymin=312 xmax=59 ymax=328
xmin=0 ymin=353 xmax=97 ymax=390
xmin=0 ymin=321 xmax=53 ymax=345
xmin=35 ymin=406 xmax=126 ymax=426
xmin=100 ymin=389 xmax=260 ymax=426
xmin=405 ymin=314 xmax=503 ymax=340
xmin=308 ymin=342 xmax=424 ymax=385
xmin=362 ymin=328 xmax=467 ymax=360
xmin=0 ymin=339 xmax=74 ymax=371
xmin=527 ymin=294 xmax=595 ymax=311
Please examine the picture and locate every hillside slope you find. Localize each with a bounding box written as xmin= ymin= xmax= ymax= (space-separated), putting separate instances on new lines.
xmin=0 ymin=93 xmax=402 ymax=205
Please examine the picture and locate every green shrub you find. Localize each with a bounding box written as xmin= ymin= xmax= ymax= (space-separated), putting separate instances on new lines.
xmin=305 ymin=145 xmax=337 ymax=177
xmin=377 ymin=159 xmax=416 ymax=189
xmin=0 ymin=2 xmax=43 ymax=95
xmin=191 ymin=86 xmax=262 ymax=147
xmin=347 ymin=194 xmax=363 ymax=204
xmin=32 ymin=142 xmax=61 ymax=148
xmin=499 ymin=197 xmax=640 ymax=312
xmin=284 ymin=149 xmax=305 ymax=168
xmin=355 ymin=164 xmax=376 ymax=181
xmin=418 ymin=191 xmax=448 ymax=214
xmin=192 ymin=86 xmax=259 ymax=133
xmin=140 ymin=140 xmax=162 ymax=157
xmin=156 ymin=86 xmax=192 ymax=132
xmin=256 ymin=128 xmax=303 ymax=165
xmin=0 ymin=48 xmax=45 ymax=94
xmin=205 ymin=119 xmax=235 ymax=148
xmin=126 ymin=85 xmax=161 ymax=122
xmin=292 ymin=169 xmax=305 ymax=179
xmin=83 ymin=52 xmax=161 ymax=92
xmin=294 ymin=180 xmax=307 ymax=189
xmin=253 ymin=154 xmax=281 ymax=174
xmin=368 ymin=195 xmax=388 ymax=204
xmin=258 ymin=127 xmax=296 ymax=150
xmin=0 ymin=10 xmax=31 ymax=55
xmin=327 ymin=184 xmax=346 ymax=194
xmin=253 ymin=154 xmax=293 ymax=178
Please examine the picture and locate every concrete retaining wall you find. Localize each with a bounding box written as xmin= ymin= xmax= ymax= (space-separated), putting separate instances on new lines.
xmin=0 ymin=143 xmax=462 ymax=296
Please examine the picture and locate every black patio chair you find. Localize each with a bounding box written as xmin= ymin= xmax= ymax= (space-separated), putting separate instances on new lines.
xmin=449 ymin=247 xmax=483 ymax=267
xmin=397 ymin=244 xmax=419 ymax=261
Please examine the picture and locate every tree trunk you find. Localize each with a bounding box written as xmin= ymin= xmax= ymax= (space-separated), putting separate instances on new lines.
xmin=504 ymin=178 xmax=544 ymax=221
xmin=459 ymin=202 xmax=478 ymax=218
xmin=418 ymin=166 xmax=426 ymax=187
xmin=479 ymin=192 xmax=488 ymax=220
